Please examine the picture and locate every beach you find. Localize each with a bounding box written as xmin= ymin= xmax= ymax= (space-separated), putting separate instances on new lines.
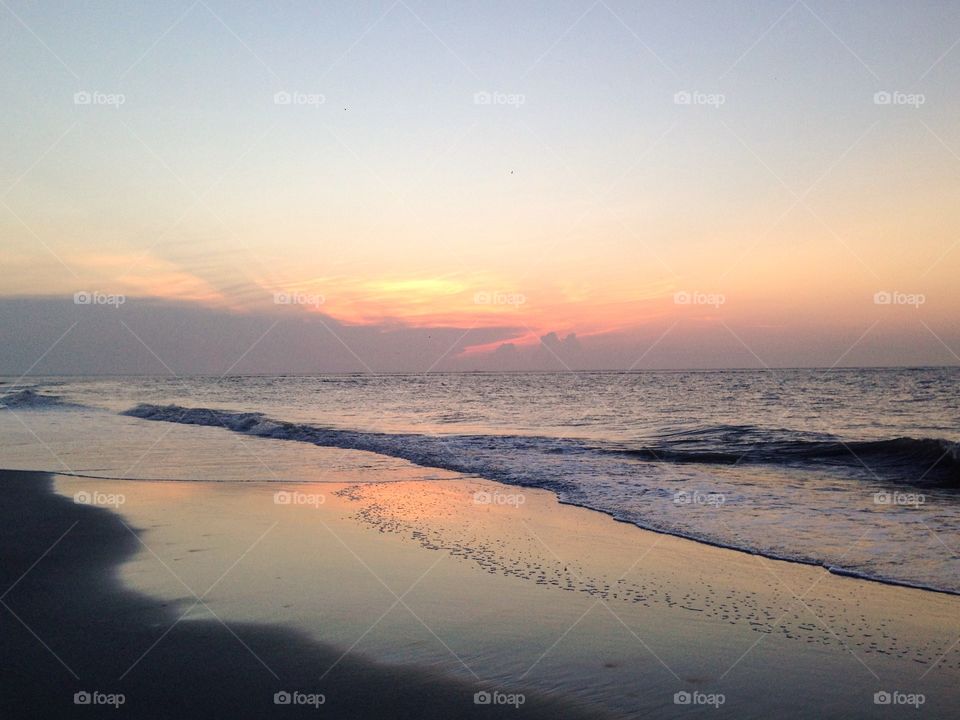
xmin=3 ymin=452 xmax=957 ymax=717
xmin=0 ymin=469 xmax=607 ymax=719
xmin=5 ymin=0 xmax=960 ymax=714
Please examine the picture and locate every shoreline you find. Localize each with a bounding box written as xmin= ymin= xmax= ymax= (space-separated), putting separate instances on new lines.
xmin=7 ymin=467 xmax=960 ymax=718
xmin=117 ymin=402 xmax=960 ymax=597
xmin=29 ymin=464 xmax=960 ymax=598
xmin=589 ymin=503 xmax=960 ymax=597
xmin=0 ymin=469 xmax=609 ymax=719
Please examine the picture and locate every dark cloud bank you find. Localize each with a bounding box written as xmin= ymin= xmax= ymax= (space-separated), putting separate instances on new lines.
xmin=0 ymin=297 xmax=955 ymax=375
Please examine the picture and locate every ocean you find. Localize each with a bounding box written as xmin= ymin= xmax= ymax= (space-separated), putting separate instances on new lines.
xmin=2 ymin=368 xmax=958 ymax=593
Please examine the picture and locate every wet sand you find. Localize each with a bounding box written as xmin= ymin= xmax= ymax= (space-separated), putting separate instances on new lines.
xmin=15 ymin=466 xmax=958 ymax=718
xmin=0 ymin=470 xmax=608 ymax=719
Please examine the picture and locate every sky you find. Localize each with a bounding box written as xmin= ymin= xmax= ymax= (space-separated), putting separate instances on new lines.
xmin=1 ymin=0 xmax=959 ymax=373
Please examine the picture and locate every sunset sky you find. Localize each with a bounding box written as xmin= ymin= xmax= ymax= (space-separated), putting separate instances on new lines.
xmin=2 ymin=0 xmax=959 ymax=372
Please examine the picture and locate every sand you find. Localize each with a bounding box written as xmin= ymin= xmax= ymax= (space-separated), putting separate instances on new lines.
xmin=0 ymin=470 xmax=607 ymax=719
xmin=2 ymin=461 xmax=953 ymax=718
